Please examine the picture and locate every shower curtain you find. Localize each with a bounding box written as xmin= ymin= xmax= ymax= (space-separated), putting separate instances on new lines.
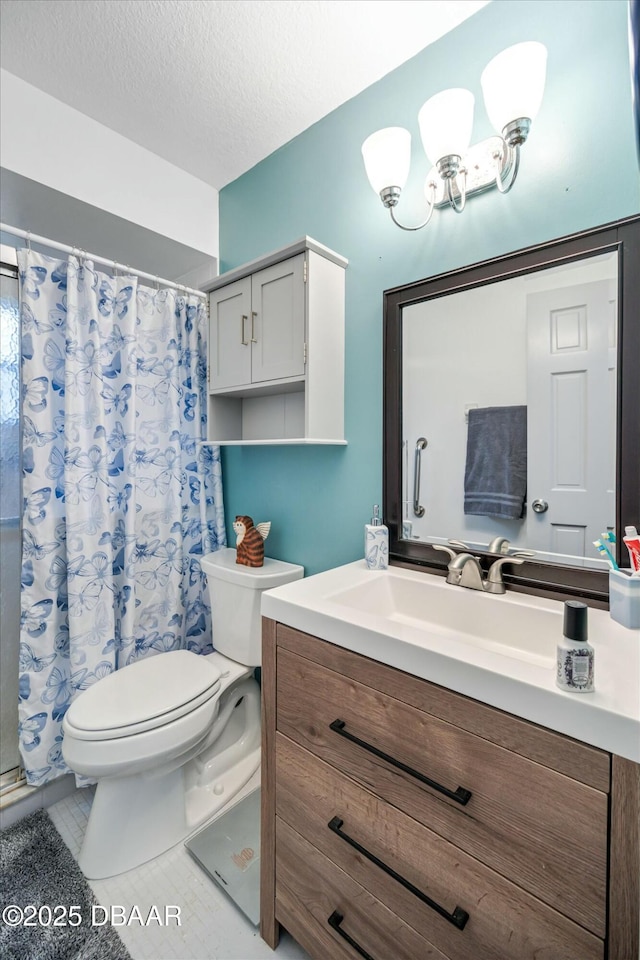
xmin=17 ymin=250 xmax=226 ymax=786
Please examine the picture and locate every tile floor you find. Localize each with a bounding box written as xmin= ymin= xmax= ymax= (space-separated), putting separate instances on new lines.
xmin=47 ymin=786 xmax=310 ymax=960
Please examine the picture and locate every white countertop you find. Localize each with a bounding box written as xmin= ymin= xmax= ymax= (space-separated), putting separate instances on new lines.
xmin=262 ymin=560 xmax=640 ymax=763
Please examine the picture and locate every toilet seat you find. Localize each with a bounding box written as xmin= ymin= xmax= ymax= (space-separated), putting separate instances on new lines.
xmin=64 ymin=650 xmax=221 ymax=741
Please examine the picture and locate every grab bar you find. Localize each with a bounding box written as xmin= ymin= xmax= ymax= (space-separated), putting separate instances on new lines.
xmin=413 ymin=438 xmax=427 ymax=517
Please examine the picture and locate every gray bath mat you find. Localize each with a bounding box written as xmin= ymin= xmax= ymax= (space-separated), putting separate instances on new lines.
xmin=0 ymin=808 xmax=131 ymax=960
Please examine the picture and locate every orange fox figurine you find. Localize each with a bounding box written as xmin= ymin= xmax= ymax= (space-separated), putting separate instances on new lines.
xmin=233 ymin=515 xmax=271 ymax=567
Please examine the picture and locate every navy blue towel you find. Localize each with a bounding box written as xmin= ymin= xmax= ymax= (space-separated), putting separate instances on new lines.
xmin=464 ymin=405 xmax=527 ymax=520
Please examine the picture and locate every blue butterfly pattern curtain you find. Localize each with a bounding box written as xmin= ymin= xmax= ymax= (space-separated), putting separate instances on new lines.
xmin=17 ymin=250 xmax=225 ymax=786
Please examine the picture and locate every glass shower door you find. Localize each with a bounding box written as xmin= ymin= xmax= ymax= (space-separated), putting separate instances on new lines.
xmin=0 ymin=263 xmax=22 ymax=781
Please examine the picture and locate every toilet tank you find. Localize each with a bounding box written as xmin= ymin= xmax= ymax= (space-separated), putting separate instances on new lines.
xmin=200 ymin=548 xmax=304 ymax=666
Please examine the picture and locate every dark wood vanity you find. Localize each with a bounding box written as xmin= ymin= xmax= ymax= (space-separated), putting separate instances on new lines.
xmin=261 ymin=619 xmax=639 ymax=960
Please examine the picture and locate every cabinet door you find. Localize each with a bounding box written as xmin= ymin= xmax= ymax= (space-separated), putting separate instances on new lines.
xmin=209 ymin=276 xmax=252 ymax=391
xmin=251 ymin=254 xmax=305 ymax=384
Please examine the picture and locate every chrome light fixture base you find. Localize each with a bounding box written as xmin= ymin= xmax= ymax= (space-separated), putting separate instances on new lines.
xmin=502 ymin=117 xmax=532 ymax=147
xmin=435 ymin=154 xmax=463 ymax=180
xmin=427 ymin=136 xmax=512 ymax=207
xmin=381 ymin=135 xmax=516 ymax=229
xmin=379 ymin=185 xmax=402 ymax=209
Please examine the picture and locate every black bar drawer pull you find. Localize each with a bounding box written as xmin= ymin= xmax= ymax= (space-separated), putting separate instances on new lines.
xmin=329 ymin=718 xmax=472 ymax=806
xmin=328 ymin=910 xmax=375 ymax=960
xmin=328 ymin=817 xmax=469 ymax=931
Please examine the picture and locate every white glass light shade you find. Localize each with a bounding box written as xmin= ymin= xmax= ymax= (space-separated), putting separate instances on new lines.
xmin=481 ymin=41 xmax=547 ymax=133
xmin=418 ymin=89 xmax=475 ymax=166
xmin=361 ymin=127 xmax=411 ymax=195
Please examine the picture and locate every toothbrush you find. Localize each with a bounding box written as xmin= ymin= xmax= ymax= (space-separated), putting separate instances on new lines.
xmin=601 ymin=531 xmax=619 ymax=568
xmin=593 ymin=539 xmax=619 ymax=570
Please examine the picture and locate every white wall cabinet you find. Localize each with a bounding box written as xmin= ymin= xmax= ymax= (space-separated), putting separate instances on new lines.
xmin=205 ymin=238 xmax=347 ymax=444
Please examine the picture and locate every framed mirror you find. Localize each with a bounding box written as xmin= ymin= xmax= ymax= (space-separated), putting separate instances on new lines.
xmin=384 ymin=216 xmax=640 ymax=604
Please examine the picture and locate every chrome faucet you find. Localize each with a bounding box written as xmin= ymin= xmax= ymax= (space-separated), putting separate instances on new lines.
xmin=446 ymin=552 xmax=485 ymax=590
xmin=487 ymin=536 xmax=510 ymax=554
xmin=434 ymin=544 xmax=524 ymax=594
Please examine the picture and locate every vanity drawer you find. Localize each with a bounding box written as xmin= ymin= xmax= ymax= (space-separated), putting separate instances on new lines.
xmin=276 ymin=646 xmax=608 ymax=936
xmin=276 ymin=736 xmax=603 ymax=960
xmin=276 ymin=816 xmax=449 ymax=960
xmin=275 ymin=623 xmax=610 ymax=791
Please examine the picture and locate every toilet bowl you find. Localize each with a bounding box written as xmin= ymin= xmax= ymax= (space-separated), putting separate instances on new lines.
xmin=62 ymin=548 xmax=303 ymax=879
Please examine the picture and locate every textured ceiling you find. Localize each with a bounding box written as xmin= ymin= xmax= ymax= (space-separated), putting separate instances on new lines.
xmin=0 ymin=0 xmax=489 ymax=190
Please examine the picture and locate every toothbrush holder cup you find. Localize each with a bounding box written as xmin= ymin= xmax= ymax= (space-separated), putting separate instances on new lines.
xmin=609 ymin=569 xmax=640 ymax=630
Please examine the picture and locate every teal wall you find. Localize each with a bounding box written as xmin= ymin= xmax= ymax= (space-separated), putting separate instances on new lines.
xmin=219 ymin=0 xmax=639 ymax=577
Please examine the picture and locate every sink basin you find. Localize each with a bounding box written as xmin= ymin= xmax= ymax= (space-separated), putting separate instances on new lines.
xmin=261 ymin=560 xmax=640 ymax=763
xmin=326 ymin=571 xmax=559 ymax=667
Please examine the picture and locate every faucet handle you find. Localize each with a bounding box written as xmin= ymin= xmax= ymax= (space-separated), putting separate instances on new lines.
xmin=448 ymin=539 xmax=469 ymax=551
xmin=485 ymin=556 xmax=525 ymax=594
xmin=434 ymin=544 xmax=458 ymax=562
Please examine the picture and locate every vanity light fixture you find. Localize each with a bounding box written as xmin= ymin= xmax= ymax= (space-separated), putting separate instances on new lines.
xmin=361 ymin=42 xmax=547 ymax=231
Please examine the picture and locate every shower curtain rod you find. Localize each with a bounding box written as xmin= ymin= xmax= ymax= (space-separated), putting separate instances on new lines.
xmin=0 ymin=222 xmax=207 ymax=299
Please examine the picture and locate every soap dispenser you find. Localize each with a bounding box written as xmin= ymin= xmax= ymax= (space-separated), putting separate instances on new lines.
xmin=365 ymin=505 xmax=388 ymax=570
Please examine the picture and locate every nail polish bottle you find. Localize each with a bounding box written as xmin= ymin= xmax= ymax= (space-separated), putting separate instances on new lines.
xmin=556 ymin=601 xmax=594 ymax=693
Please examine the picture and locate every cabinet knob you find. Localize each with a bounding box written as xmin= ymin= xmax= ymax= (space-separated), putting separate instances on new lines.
xmin=241 ymin=314 xmax=249 ymax=346
xmin=250 ymin=311 xmax=258 ymax=343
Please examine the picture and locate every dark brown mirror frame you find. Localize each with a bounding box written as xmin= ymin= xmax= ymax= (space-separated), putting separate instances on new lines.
xmin=384 ymin=215 xmax=640 ymax=606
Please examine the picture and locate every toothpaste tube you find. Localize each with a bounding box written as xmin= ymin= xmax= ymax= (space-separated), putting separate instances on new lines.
xmin=623 ymin=526 xmax=640 ymax=573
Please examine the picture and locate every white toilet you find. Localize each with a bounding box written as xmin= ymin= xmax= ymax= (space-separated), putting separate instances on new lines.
xmin=62 ymin=547 xmax=303 ymax=879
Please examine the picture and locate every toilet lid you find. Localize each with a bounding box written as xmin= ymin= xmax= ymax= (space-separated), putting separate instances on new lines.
xmin=65 ymin=650 xmax=221 ymax=737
